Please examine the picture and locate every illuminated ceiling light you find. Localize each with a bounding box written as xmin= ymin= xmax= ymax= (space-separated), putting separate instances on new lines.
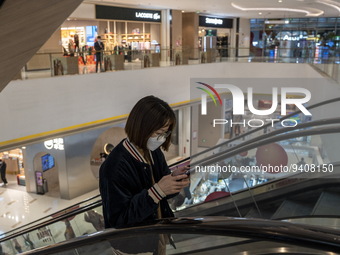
xmin=278 ymin=0 xmax=283 ymax=2
xmin=317 ymin=0 xmax=340 ymax=13
xmin=181 ymin=10 xmax=185 ymax=13
xmin=259 ymin=12 xmax=262 ymax=15
xmin=231 ymin=2 xmax=324 ymax=16
xmin=265 ymin=20 xmax=290 ymax=24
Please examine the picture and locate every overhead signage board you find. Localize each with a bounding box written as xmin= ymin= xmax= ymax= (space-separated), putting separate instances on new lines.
xmin=199 ymin=16 xmax=233 ymax=28
xmin=96 ymin=5 xmax=161 ymax=23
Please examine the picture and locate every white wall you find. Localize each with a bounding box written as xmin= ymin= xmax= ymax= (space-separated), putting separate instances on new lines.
xmin=1 ymin=62 xmax=339 ymax=146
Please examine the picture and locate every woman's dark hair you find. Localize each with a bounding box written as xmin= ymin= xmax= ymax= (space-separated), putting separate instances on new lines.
xmin=125 ymin=95 xmax=176 ymax=151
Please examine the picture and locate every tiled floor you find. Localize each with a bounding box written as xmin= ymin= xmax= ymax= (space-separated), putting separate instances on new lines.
xmin=0 ymin=173 xmax=99 ymax=236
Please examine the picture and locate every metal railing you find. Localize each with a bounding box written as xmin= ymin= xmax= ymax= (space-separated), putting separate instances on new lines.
xmin=17 ymin=46 xmax=340 ymax=83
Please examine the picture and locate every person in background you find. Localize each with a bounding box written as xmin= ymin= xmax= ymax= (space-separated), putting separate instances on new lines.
xmin=94 ymin=36 xmax=105 ymax=73
xmin=74 ymin=33 xmax=79 ymax=53
xmin=297 ymin=157 xmax=306 ymax=167
xmin=68 ymin=38 xmax=75 ymax=57
xmin=0 ymin=159 xmax=7 ymax=186
xmin=99 ymin=95 xmax=190 ymax=254
xmin=64 ymin=219 xmax=76 ymax=241
xmin=84 ymin=209 xmax=105 ymax=232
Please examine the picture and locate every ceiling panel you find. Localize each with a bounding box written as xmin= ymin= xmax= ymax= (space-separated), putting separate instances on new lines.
xmin=85 ymin=0 xmax=340 ymax=18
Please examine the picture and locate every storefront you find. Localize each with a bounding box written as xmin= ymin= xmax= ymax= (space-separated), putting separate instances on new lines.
xmin=95 ymin=5 xmax=161 ymax=52
xmin=18 ymin=115 xmax=180 ymax=199
xmin=60 ymin=20 xmax=100 ymax=54
xmin=250 ymin=17 xmax=340 ymax=59
xmin=198 ymin=16 xmax=233 ymax=58
xmin=0 ymin=149 xmax=25 ymax=186
xmin=58 ymin=5 xmax=162 ymax=66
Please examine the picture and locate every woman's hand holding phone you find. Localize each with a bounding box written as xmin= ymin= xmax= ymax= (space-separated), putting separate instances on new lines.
xmin=158 ymin=170 xmax=190 ymax=195
xmin=171 ymin=163 xmax=190 ymax=181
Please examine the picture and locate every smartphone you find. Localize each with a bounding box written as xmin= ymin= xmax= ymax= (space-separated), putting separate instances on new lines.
xmin=170 ymin=159 xmax=191 ymax=182
xmin=170 ymin=159 xmax=190 ymax=172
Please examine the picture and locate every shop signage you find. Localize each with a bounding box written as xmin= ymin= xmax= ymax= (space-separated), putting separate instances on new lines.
xmin=199 ymin=16 xmax=233 ymax=28
xmin=281 ymin=35 xmax=308 ymax=41
xmin=44 ymin=138 xmax=64 ymax=151
xmin=135 ymin=12 xmax=160 ymax=20
xmin=206 ymin=18 xmax=223 ymax=25
xmin=96 ymin=5 xmax=161 ymax=23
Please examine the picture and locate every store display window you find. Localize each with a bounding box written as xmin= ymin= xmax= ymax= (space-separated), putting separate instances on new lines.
xmin=250 ymin=17 xmax=340 ymax=59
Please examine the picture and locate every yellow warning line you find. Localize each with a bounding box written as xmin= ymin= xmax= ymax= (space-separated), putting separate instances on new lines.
xmin=0 ymin=99 xmax=195 ymax=148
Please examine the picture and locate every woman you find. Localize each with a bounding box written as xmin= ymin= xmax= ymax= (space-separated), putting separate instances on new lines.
xmin=99 ymin=96 xmax=190 ymax=230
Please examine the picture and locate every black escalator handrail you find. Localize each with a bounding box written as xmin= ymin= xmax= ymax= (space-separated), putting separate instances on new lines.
xmin=19 ymin=217 xmax=340 ymax=254
xmin=0 ymin=159 xmax=189 ymax=242
xmin=277 ymin=215 xmax=340 ymax=221
xmin=0 ymin=194 xmax=101 ymax=239
xmin=0 ymin=199 xmax=103 ymax=243
xmin=191 ymin=117 xmax=340 ymax=167
xmin=191 ymin=97 xmax=340 ymax=160
xmin=196 ymin=125 xmax=340 ymax=168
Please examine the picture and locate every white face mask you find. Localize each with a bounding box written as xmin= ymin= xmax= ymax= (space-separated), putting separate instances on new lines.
xmin=147 ymin=136 xmax=166 ymax=151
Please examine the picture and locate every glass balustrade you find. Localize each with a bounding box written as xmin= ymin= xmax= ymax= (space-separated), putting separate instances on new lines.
xmin=15 ymin=47 xmax=340 ymax=84
xmin=173 ymin=130 xmax=340 ymax=211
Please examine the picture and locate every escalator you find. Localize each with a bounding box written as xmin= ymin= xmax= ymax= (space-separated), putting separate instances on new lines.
xmin=17 ymin=217 xmax=340 ymax=255
xmin=1 ymin=99 xmax=340 ymax=254
xmin=174 ymin=122 xmax=340 ymax=219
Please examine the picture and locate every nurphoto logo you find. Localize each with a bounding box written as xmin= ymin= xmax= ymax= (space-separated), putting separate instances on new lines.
xmin=195 ymin=81 xmax=312 ymax=128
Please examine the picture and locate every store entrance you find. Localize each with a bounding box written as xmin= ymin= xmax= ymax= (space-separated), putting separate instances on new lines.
xmin=217 ymin=36 xmax=228 ymax=57
xmin=0 ymin=149 xmax=26 ymax=191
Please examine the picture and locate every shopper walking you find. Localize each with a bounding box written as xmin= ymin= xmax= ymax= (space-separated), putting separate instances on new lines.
xmin=0 ymin=159 xmax=8 ymax=186
xmin=94 ymin=36 xmax=105 ymax=72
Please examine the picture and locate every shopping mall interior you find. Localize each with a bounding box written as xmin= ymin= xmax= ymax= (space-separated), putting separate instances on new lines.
xmin=1 ymin=0 xmax=340 ymax=254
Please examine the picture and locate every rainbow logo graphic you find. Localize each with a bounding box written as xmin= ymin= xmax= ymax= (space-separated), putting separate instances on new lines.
xmin=196 ymin=82 xmax=222 ymax=115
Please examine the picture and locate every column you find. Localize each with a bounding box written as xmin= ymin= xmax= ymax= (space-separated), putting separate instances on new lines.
xmin=238 ymin=18 xmax=251 ymax=57
xmin=161 ymin=9 xmax=171 ymax=64
xmin=171 ymin=10 xmax=183 ymax=64
xmin=182 ymin=12 xmax=199 ymax=62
